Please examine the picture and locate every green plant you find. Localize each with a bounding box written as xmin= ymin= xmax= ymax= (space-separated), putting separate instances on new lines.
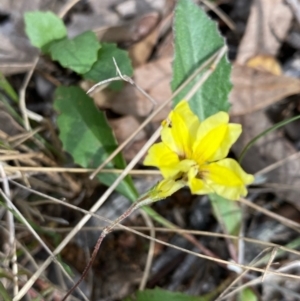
xmin=23 ymin=1 xmax=257 ymax=301
xmin=24 ymin=10 xmax=137 ymax=200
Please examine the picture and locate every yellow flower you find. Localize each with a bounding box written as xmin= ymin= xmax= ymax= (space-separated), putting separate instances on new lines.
xmin=144 ymin=101 xmax=254 ymax=200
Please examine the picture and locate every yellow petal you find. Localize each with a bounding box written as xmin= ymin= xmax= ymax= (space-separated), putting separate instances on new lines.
xmin=209 ymin=124 xmax=242 ymax=161
xmin=173 ymin=100 xmax=198 ymax=125
xmin=192 ymin=123 xmax=228 ymax=164
xmin=149 ymin=178 xmax=185 ymax=201
xmin=192 ymin=112 xmax=242 ymax=163
xmin=203 ymin=158 xmax=254 ymax=200
xmin=187 ymin=165 xmax=213 ymax=195
xmin=143 ymin=142 xmax=180 ymax=178
xmin=177 ymin=159 xmax=197 ymax=173
xmin=196 ymin=111 xmax=229 ymax=140
xmin=160 ymin=159 xmax=196 ymax=180
xmin=161 ymin=101 xmax=199 ymax=158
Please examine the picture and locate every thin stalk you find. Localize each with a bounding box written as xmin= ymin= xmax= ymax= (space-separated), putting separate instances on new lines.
xmin=238 ymin=114 xmax=300 ymax=163
xmin=62 ymin=195 xmax=151 ymax=301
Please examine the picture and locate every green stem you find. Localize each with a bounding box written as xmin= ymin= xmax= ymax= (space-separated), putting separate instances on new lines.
xmin=0 ymin=281 xmax=12 ymax=301
xmin=238 ymin=115 xmax=300 ymax=164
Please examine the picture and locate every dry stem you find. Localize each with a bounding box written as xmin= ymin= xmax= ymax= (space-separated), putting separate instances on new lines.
xmin=62 ymin=196 xmax=149 ymax=300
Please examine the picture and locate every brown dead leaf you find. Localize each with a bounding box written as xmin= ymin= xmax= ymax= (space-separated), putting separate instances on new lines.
xmin=67 ymin=13 xmax=119 ymax=39
xmin=108 ymin=116 xmax=146 ymax=143
xmin=232 ymin=111 xmax=300 ymax=210
xmin=108 ymin=116 xmax=147 ymax=162
xmin=111 ymin=56 xmax=172 ymax=121
xmin=0 ymin=0 xmax=54 ymax=14
xmin=129 ymin=2 xmax=174 ymax=66
xmin=237 ymin=0 xmax=293 ymax=64
xmin=0 ymin=19 xmax=38 ymax=75
xmin=129 ymin=13 xmax=161 ymax=67
xmin=93 ymin=12 xmax=160 ymax=44
xmin=80 ymin=79 xmax=114 ymax=109
xmin=230 ymin=64 xmax=300 ymax=116
xmin=155 ymin=31 xmax=174 ymax=58
xmin=122 ymin=139 xmax=149 ymax=162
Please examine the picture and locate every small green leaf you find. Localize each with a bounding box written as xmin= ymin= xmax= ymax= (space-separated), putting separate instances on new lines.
xmin=0 ymin=72 xmax=18 ymax=103
xmin=239 ymin=288 xmax=258 ymax=301
xmin=0 ymin=280 xmax=12 ymax=301
xmin=124 ymin=288 xmax=210 ymax=301
xmin=84 ymin=43 xmax=133 ymax=90
xmin=24 ymin=11 xmax=67 ymax=48
xmin=209 ymin=193 xmax=242 ymax=236
xmin=0 ymin=73 xmax=23 ymax=123
xmin=171 ymin=0 xmax=231 ymax=120
xmin=54 ymin=86 xmax=137 ymax=201
xmin=49 ymin=31 xmax=100 ymax=74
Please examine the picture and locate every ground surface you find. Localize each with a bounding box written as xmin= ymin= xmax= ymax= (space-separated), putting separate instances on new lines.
xmin=1 ymin=0 xmax=300 ymax=301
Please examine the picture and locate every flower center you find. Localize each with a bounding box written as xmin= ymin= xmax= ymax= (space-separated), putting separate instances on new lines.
xmin=196 ymin=164 xmax=210 ymax=180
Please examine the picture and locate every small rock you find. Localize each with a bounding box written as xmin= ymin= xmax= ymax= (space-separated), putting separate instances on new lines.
xmin=115 ymin=0 xmax=136 ymax=19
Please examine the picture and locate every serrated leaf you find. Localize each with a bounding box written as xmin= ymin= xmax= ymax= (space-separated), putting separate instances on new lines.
xmin=49 ymin=31 xmax=100 ymax=74
xmin=209 ymin=193 xmax=242 ymax=236
xmin=124 ymin=288 xmax=210 ymax=301
xmin=84 ymin=43 xmax=133 ymax=91
xmin=172 ymin=0 xmax=238 ymax=247
xmin=171 ymin=0 xmax=231 ymax=120
xmin=54 ymin=86 xmax=137 ymax=201
xmin=24 ymin=11 xmax=67 ymax=49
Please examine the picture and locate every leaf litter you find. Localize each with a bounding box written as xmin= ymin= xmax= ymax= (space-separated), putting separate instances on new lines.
xmin=2 ymin=0 xmax=300 ymax=301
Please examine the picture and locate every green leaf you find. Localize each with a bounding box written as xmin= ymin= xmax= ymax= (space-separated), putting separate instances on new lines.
xmin=54 ymin=86 xmax=137 ymax=201
xmin=84 ymin=43 xmax=133 ymax=90
xmin=0 ymin=73 xmax=23 ymax=123
xmin=124 ymin=288 xmax=210 ymax=301
xmin=171 ymin=0 xmax=231 ymax=120
xmin=239 ymin=114 xmax=300 ymax=163
xmin=24 ymin=11 xmax=67 ymax=49
xmin=49 ymin=31 xmax=100 ymax=74
xmin=209 ymin=193 xmax=241 ymax=236
xmin=172 ymin=0 xmax=238 ymax=247
xmin=239 ymin=288 xmax=258 ymax=301
xmin=0 ymin=72 xmax=18 ymax=103
xmin=0 ymin=281 xmax=12 ymax=301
